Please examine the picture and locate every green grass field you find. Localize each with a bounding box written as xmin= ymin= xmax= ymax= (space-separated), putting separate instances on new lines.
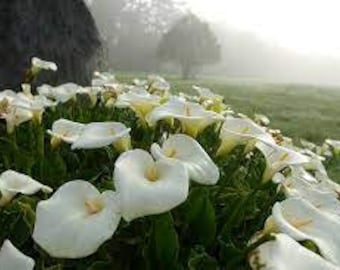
xmin=118 ymin=74 xmax=340 ymax=144
xmin=173 ymin=79 xmax=340 ymax=144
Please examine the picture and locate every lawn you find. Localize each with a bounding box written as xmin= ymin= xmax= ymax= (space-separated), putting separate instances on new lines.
xmin=118 ymin=74 xmax=340 ymax=144
xmin=173 ymin=79 xmax=340 ymax=144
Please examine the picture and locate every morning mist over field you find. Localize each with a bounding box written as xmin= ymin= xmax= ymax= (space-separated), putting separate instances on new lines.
xmin=90 ymin=0 xmax=340 ymax=86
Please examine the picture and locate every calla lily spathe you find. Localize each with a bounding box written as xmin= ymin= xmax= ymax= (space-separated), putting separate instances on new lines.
xmin=193 ymin=85 xmax=226 ymax=113
xmin=325 ymin=139 xmax=340 ymax=154
xmin=146 ymin=98 xmax=224 ymax=137
xmin=148 ymin=75 xmax=170 ymax=96
xmin=115 ymin=89 xmax=161 ymax=121
xmin=249 ymin=234 xmax=339 ymax=270
xmin=92 ymin=71 xmax=116 ymax=87
xmin=151 ymin=134 xmax=219 ymax=185
xmin=71 ymin=122 xmax=131 ymax=152
xmin=281 ymin=168 xmax=340 ymax=217
xmin=264 ymin=198 xmax=340 ymax=265
xmin=0 ymin=170 xmax=52 ymax=206
xmin=0 ymin=240 xmax=35 ymax=270
xmin=193 ymin=85 xmax=223 ymax=101
xmin=254 ymin=113 xmax=270 ymax=127
xmin=31 ymin=57 xmax=57 ymax=72
xmin=47 ymin=119 xmax=85 ymax=148
xmin=114 ymin=149 xmax=189 ymax=221
xmin=256 ymin=141 xmax=310 ymax=182
xmin=217 ymin=116 xmax=275 ymax=156
xmin=37 ymin=83 xmax=79 ymax=104
xmin=33 ymin=180 xmax=121 ymax=258
xmin=3 ymin=106 xmax=34 ymax=134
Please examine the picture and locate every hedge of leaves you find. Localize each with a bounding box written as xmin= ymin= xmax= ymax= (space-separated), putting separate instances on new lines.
xmin=1 ymin=59 xmax=340 ymax=269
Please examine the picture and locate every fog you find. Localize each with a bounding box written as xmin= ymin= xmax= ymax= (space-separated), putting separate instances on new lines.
xmin=90 ymin=0 xmax=340 ymax=86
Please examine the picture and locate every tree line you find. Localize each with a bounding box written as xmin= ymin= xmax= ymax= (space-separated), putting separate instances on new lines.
xmin=91 ymin=0 xmax=221 ymax=78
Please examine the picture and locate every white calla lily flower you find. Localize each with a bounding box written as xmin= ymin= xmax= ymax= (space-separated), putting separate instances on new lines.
xmin=256 ymin=142 xmax=310 ymax=182
xmin=0 ymin=90 xmax=45 ymax=131
xmin=37 ymin=83 xmax=79 ymax=103
xmin=249 ymin=234 xmax=339 ymax=270
xmin=281 ymin=169 xmax=340 ymax=217
xmin=300 ymin=139 xmax=317 ymax=151
xmin=133 ymin=78 xmax=148 ymax=87
xmin=0 ymin=170 xmax=52 ymax=206
xmin=114 ymin=149 xmax=189 ymax=221
xmin=317 ymin=175 xmax=340 ymax=200
xmin=0 ymin=240 xmax=35 ymax=270
xmin=31 ymin=57 xmax=57 ymax=72
xmin=92 ymin=71 xmax=116 ymax=87
xmin=148 ymin=75 xmax=170 ymax=95
xmin=325 ymin=139 xmax=340 ymax=154
xmin=3 ymin=106 xmax=33 ymax=134
xmin=193 ymin=85 xmax=222 ymax=100
xmin=116 ymin=89 xmax=161 ymax=121
xmin=151 ymin=134 xmax=219 ymax=185
xmin=146 ymin=98 xmax=224 ymax=137
xmin=71 ymin=122 xmax=131 ymax=152
xmin=12 ymin=99 xmax=46 ymax=125
xmin=254 ymin=113 xmax=270 ymax=127
xmin=299 ymin=148 xmax=327 ymax=173
xmin=193 ymin=85 xmax=226 ymax=112
xmin=47 ymin=119 xmax=85 ymax=148
xmin=264 ymin=198 xmax=340 ymax=265
xmin=33 ymin=180 xmax=121 ymax=258
xmin=217 ymin=116 xmax=275 ymax=156
xmin=0 ymin=90 xmax=17 ymax=103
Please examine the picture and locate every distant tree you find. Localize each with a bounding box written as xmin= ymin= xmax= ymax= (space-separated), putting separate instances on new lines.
xmin=158 ymin=14 xmax=221 ymax=78
xmin=91 ymin=0 xmax=184 ymax=71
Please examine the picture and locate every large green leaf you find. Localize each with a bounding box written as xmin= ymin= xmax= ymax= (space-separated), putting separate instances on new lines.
xmin=185 ymin=188 xmax=216 ymax=246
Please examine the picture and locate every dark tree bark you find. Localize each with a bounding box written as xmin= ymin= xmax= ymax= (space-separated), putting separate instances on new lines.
xmin=0 ymin=0 xmax=101 ymax=90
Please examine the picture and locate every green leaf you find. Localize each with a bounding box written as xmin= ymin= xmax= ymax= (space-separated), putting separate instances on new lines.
xmin=185 ymin=188 xmax=216 ymax=246
xmin=187 ymin=249 xmax=218 ymax=270
xmin=145 ymin=213 xmax=179 ymax=269
xmin=0 ymin=198 xmax=36 ymax=246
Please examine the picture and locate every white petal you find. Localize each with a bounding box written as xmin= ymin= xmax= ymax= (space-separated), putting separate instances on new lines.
xmin=114 ymin=149 xmax=189 ymax=221
xmin=269 ymin=198 xmax=340 ymax=265
xmin=32 ymin=57 xmax=57 ymax=71
xmin=37 ymin=83 xmax=78 ymax=103
xmin=151 ymin=134 xmax=219 ymax=185
xmin=47 ymin=118 xmax=85 ymax=144
xmin=33 ymin=180 xmax=121 ymax=258
xmin=146 ymin=99 xmax=223 ymax=136
xmin=221 ymin=116 xmax=275 ymax=142
xmin=0 ymin=170 xmax=52 ymax=206
xmin=249 ymin=234 xmax=339 ymax=270
xmin=256 ymin=141 xmax=310 ymax=182
xmin=325 ymin=139 xmax=340 ymax=152
xmin=92 ymin=72 xmax=116 ymax=87
xmin=115 ymin=90 xmax=160 ymax=118
xmin=0 ymin=240 xmax=35 ymax=270
xmin=282 ymin=169 xmax=340 ymax=217
xmin=71 ymin=122 xmax=131 ymax=150
xmin=5 ymin=107 xmax=33 ymax=133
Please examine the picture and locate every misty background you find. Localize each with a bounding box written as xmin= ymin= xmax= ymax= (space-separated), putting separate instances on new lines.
xmin=89 ymin=0 xmax=340 ymax=86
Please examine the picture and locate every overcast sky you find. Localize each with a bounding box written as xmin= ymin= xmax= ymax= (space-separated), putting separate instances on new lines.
xmin=186 ymin=0 xmax=340 ymax=57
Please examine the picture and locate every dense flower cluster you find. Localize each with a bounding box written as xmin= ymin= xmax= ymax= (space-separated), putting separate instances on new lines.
xmin=0 ymin=58 xmax=340 ymax=269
